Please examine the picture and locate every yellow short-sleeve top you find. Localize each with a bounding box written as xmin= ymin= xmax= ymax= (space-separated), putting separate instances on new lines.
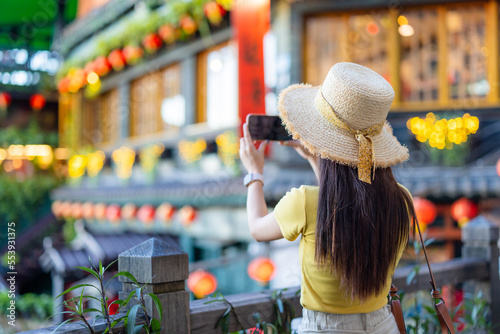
xmin=273 ymin=184 xmax=410 ymax=314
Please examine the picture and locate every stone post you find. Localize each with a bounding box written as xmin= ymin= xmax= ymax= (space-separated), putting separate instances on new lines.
xmin=462 ymin=215 xmax=500 ymax=334
xmin=118 ymin=238 xmax=190 ymax=333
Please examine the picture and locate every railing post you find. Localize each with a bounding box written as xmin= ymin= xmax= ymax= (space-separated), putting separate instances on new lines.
xmin=118 ymin=237 xmax=190 ymax=333
xmin=462 ymin=215 xmax=500 ymax=333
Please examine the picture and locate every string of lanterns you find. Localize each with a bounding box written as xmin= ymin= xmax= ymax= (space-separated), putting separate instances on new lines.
xmin=0 ymin=92 xmax=47 ymax=112
xmin=51 ymin=201 xmax=198 ymax=226
xmin=413 ymin=196 xmax=479 ymax=231
xmin=186 ymin=257 xmax=276 ymax=299
xmin=407 ymin=112 xmax=479 ymax=150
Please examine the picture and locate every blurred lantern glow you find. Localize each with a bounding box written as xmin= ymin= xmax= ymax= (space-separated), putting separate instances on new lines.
xmin=82 ymin=202 xmax=95 ymax=220
xmin=87 ymin=72 xmax=99 ymax=85
xmin=122 ymin=203 xmax=138 ymax=221
xmin=137 ymin=204 xmax=156 ymax=225
xmin=179 ymin=205 xmax=197 ymax=226
xmin=112 ymin=146 xmax=136 ymax=179
xmin=398 ymin=24 xmax=414 ymax=37
xmin=216 ymin=131 xmax=239 ymax=166
xmin=71 ymin=202 xmax=83 ymax=219
xmin=413 ymin=197 xmax=437 ymax=231
xmin=397 ymin=15 xmax=408 ymax=26
xmin=106 ymin=204 xmax=121 ymax=225
xmin=68 ymin=154 xmax=88 ymax=178
xmin=86 ymin=151 xmax=106 ymax=177
xmin=178 ymin=139 xmax=206 ymax=163
xmin=248 ymin=257 xmax=276 ymax=283
xmin=139 ymin=144 xmax=164 ymax=174
xmin=0 ymin=92 xmax=11 ymax=110
xmin=29 ymin=94 xmax=46 ymax=111
xmin=187 ymin=270 xmax=217 ymax=298
xmin=451 ymin=198 xmax=478 ymax=228
xmin=156 ymin=203 xmax=176 ymax=223
xmin=61 ymin=201 xmax=73 ymax=218
xmin=366 ymin=22 xmax=379 ymax=35
xmin=94 ymin=203 xmax=108 ymax=221
xmin=55 ymin=148 xmax=71 ymax=160
xmin=497 ymin=158 xmax=500 ymax=177
xmin=51 ymin=200 xmax=63 ymax=218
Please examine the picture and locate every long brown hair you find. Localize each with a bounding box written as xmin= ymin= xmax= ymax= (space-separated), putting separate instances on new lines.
xmin=315 ymin=159 xmax=414 ymax=302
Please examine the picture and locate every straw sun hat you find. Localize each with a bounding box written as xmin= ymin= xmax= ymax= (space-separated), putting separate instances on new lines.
xmin=278 ymin=62 xmax=409 ymax=184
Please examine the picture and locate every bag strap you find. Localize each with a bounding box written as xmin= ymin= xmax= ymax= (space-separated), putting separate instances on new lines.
xmin=413 ymin=216 xmax=456 ymax=334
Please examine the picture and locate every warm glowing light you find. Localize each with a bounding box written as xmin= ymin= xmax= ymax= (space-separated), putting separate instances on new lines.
xmin=68 ymin=154 xmax=88 ymax=178
xmin=216 ymin=131 xmax=239 ymax=166
xmin=12 ymin=159 xmax=22 ymax=169
xmin=87 ymin=72 xmax=99 ymax=85
xmin=137 ymin=204 xmax=156 ymax=225
xmin=55 ymin=148 xmax=71 ymax=160
xmin=8 ymin=145 xmax=24 ymax=157
xmin=179 ymin=205 xmax=197 ymax=226
xmin=112 ymin=146 xmax=136 ymax=179
xmin=397 ymin=15 xmax=408 ymax=26
xmin=86 ymin=151 xmax=106 ymax=177
xmin=413 ymin=197 xmax=437 ymax=225
xmin=366 ymin=22 xmax=379 ymax=35
xmin=140 ymin=144 xmax=164 ymax=173
xmin=398 ymin=24 xmax=414 ymax=37
xmin=0 ymin=149 xmax=6 ymax=161
xmin=248 ymin=257 xmax=276 ymax=283
xmin=187 ymin=270 xmax=217 ymax=298
xmin=407 ymin=113 xmax=479 ymax=150
xmin=451 ymin=198 xmax=478 ymax=228
xmin=179 ymin=139 xmax=206 ymax=163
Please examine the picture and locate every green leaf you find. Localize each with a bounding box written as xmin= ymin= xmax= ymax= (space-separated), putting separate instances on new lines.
xmin=99 ymin=260 xmax=103 ymax=277
xmin=150 ymin=318 xmax=162 ymax=331
xmin=82 ymin=307 xmax=101 ymax=314
xmin=276 ymin=298 xmax=284 ymax=314
xmin=106 ymin=271 xmax=138 ymax=289
xmin=104 ymin=258 xmax=118 ymax=272
xmin=50 ymin=318 xmax=77 ymax=334
xmin=76 ymin=266 xmax=100 ymax=280
xmin=127 ymin=304 xmax=141 ymax=334
xmin=133 ymin=324 xmax=144 ymax=334
xmin=148 ymin=293 xmax=163 ymax=321
xmin=55 ymin=283 xmax=100 ymax=300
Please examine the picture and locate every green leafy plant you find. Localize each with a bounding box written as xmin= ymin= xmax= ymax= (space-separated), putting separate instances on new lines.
xmin=460 ymin=290 xmax=493 ymax=333
xmin=50 ymin=259 xmax=163 ymax=334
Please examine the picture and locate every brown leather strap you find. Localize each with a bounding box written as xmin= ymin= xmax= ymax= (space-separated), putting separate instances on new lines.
xmin=389 ymin=284 xmax=406 ymax=334
xmin=414 ymin=216 xmax=456 ymax=334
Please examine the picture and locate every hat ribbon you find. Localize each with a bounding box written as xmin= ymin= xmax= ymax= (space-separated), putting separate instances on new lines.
xmin=315 ymin=90 xmax=385 ymax=184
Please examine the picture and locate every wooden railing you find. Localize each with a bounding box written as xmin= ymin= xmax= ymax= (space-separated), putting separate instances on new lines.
xmin=23 ymin=215 xmax=500 ymax=334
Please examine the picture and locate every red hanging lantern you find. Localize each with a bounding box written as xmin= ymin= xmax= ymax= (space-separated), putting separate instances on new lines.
xmin=451 ymin=197 xmax=479 ymax=228
xmin=122 ymin=203 xmax=138 ymax=221
xmin=413 ymin=197 xmax=437 ymax=226
xmin=180 ymin=16 xmax=197 ymax=36
xmin=0 ymin=92 xmax=12 ymax=110
xmin=142 ymin=33 xmax=163 ymax=53
xmin=204 ymin=1 xmax=225 ymax=25
xmin=82 ymin=202 xmax=95 ymax=220
xmin=156 ymin=203 xmax=176 ymax=223
xmin=179 ymin=205 xmax=197 ymax=226
xmin=496 ymin=158 xmax=500 ymax=178
xmin=57 ymin=77 xmax=71 ymax=94
xmin=106 ymin=204 xmax=121 ymax=225
xmin=61 ymin=201 xmax=73 ymax=219
xmin=71 ymin=202 xmax=83 ymax=219
xmin=248 ymin=257 xmax=276 ymax=284
xmin=159 ymin=24 xmax=176 ymax=44
xmin=29 ymin=94 xmax=46 ymax=111
xmin=51 ymin=200 xmax=63 ymax=218
xmin=93 ymin=56 xmax=111 ymax=77
xmin=187 ymin=270 xmax=217 ymax=298
xmin=108 ymin=49 xmax=126 ymax=71
xmin=123 ymin=45 xmax=144 ymax=65
xmin=137 ymin=204 xmax=156 ymax=225
xmin=94 ymin=202 xmax=108 ymax=221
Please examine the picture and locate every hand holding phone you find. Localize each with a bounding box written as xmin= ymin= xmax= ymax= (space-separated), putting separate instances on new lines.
xmin=246 ymin=114 xmax=293 ymax=141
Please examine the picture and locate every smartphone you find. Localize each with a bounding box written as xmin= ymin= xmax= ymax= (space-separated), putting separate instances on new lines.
xmin=246 ymin=114 xmax=293 ymax=141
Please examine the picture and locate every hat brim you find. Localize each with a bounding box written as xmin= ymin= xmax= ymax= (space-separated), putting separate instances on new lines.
xmin=278 ymin=84 xmax=409 ymax=168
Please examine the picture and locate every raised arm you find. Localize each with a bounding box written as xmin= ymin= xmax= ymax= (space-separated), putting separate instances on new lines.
xmin=239 ymin=123 xmax=283 ymax=242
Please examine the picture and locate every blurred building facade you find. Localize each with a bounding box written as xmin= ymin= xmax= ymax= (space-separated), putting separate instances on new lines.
xmin=41 ymin=0 xmax=500 ymax=308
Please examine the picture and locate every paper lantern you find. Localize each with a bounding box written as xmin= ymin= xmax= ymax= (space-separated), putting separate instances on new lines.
xmin=0 ymin=92 xmax=12 ymax=110
xmin=29 ymin=94 xmax=46 ymax=111
xmin=179 ymin=205 xmax=197 ymax=226
xmin=137 ymin=204 xmax=155 ymax=224
xmin=204 ymin=1 xmax=225 ymax=25
xmin=93 ymin=56 xmax=111 ymax=77
xmin=106 ymin=204 xmax=121 ymax=225
xmin=82 ymin=202 xmax=95 ymax=220
xmin=142 ymin=33 xmax=162 ymax=53
xmin=122 ymin=203 xmax=138 ymax=221
xmin=57 ymin=77 xmax=71 ymax=94
xmin=451 ymin=198 xmax=478 ymax=228
xmin=187 ymin=270 xmax=217 ymax=298
xmin=159 ymin=24 xmax=176 ymax=44
xmin=71 ymin=202 xmax=83 ymax=219
xmin=51 ymin=200 xmax=63 ymax=218
xmin=94 ymin=202 xmax=107 ymax=221
xmin=123 ymin=45 xmax=143 ymax=65
xmin=60 ymin=201 xmax=73 ymax=218
xmin=156 ymin=203 xmax=176 ymax=223
xmin=180 ymin=16 xmax=197 ymax=35
xmin=108 ymin=49 xmax=126 ymax=71
xmin=496 ymin=158 xmax=500 ymax=178
xmin=413 ymin=197 xmax=437 ymax=225
xmin=248 ymin=257 xmax=276 ymax=283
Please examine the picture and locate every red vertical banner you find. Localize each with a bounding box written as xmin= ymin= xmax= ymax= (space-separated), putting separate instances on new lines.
xmin=232 ymin=0 xmax=270 ymax=136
